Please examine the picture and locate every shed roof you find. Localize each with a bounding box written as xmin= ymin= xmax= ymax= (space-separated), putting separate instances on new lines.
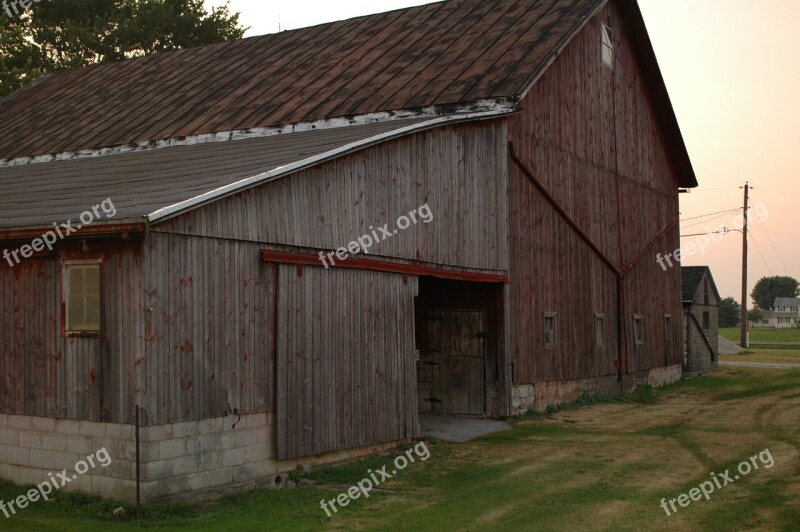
xmin=682 ymin=266 xmax=721 ymax=305
xmin=0 ymin=115 xmax=468 ymax=230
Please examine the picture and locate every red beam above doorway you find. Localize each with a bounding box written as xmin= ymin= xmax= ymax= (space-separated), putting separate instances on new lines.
xmin=261 ymin=250 xmax=509 ymax=283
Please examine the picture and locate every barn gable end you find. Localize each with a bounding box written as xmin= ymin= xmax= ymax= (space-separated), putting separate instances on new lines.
xmin=507 ymin=0 xmax=686 ymax=406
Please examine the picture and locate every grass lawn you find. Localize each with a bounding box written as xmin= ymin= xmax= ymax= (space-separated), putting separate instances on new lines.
xmin=720 ymin=327 xmax=800 ymax=344
xmin=2 ymin=367 xmax=799 ymax=531
xmin=720 ymin=348 xmax=800 ymax=365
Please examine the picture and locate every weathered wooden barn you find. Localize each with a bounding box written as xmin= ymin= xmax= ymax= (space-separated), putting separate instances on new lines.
xmin=681 ymin=266 xmax=720 ymax=376
xmin=0 ymin=0 xmax=697 ymax=500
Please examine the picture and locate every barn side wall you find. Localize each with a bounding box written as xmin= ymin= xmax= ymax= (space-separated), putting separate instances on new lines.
xmin=0 ymin=238 xmax=144 ymax=424
xmin=156 ymin=121 xmax=509 ymax=274
xmin=140 ymin=233 xmax=274 ymax=426
xmin=507 ymin=1 xmax=684 ymax=410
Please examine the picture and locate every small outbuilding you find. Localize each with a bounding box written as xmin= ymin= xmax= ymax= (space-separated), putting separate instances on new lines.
xmin=682 ymin=266 xmax=720 ymax=376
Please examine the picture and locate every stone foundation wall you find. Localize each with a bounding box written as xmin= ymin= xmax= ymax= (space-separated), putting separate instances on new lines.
xmin=511 ymin=364 xmax=682 ymax=415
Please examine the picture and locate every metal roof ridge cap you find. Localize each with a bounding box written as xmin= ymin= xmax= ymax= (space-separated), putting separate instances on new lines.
xmin=146 ymin=108 xmax=514 ymax=223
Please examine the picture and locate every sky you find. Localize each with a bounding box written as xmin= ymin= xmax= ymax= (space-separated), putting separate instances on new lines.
xmin=205 ymin=0 xmax=800 ymax=307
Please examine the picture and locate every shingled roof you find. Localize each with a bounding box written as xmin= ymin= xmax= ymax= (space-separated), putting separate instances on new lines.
xmin=0 ymin=0 xmax=693 ymax=164
xmin=682 ymin=266 xmax=721 ymax=305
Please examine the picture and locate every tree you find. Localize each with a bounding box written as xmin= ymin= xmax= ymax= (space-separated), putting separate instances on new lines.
xmin=1 ymin=13 xmax=42 ymax=97
xmin=748 ymin=308 xmax=763 ymax=323
xmin=1 ymin=0 xmax=245 ymax=98
xmin=750 ymin=276 xmax=800 ymax=310
xmin=718 ymin=297 xmax=741 ymax=328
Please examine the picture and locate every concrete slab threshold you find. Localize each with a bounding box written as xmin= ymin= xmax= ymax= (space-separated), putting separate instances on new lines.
xmin=419 ymin=414 xmax=512 ymax=443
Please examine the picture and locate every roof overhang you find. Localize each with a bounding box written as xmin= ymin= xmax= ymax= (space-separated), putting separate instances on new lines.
xmin=0 ymin=221 xmax=146 ymax=244
xmin=146 ymin=109 xmax=515 ymax=223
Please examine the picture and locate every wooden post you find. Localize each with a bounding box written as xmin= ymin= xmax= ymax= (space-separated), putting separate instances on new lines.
xmin=740 ymin=183 xmax=749 ymax=348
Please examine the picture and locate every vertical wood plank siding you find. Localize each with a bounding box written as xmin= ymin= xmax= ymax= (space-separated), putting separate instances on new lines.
xmin=142 ymin=233 xmax=274 ymax=424
xmin=157 ymin=122 xmax=509 ymax=274
xmin=275 ymin=266 xmax=419 ymax=460
xmin=0 ymin=240 xmax=143 ymax=423
xmin=507 ymin=3 xmax=683 ymax=383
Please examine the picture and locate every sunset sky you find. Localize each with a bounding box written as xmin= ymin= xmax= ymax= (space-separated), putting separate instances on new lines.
xmin=206 ymin=0 xmax=800 ymax=307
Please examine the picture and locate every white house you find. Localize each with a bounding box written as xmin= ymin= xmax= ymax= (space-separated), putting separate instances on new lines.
xmin=773 ymin=297 xmax=800 ymax=317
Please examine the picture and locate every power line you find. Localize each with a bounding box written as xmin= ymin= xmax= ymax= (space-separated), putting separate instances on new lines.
xmin=769 ymin=209 xmax=800 ymax=215
xmin=748 ymin=233 xmax=773 ymax=276
xmin=681 ymin=210 xmax=740 ymax=229
xmin=680 ymin=208 xmax=740 ymax=222
xmin=684 ymin=187 xmax=741 ymax=193
xmin=750 ymin=226 xmax=800 ymax=240
xmin=756 ymin=188 xmax=800 ymax=198
xmin=751 ymin=196 xmax=791 ymax=274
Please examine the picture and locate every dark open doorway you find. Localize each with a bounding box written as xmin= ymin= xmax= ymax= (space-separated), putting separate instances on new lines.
xmin=415 ymin=278 xmax=505 ymax=418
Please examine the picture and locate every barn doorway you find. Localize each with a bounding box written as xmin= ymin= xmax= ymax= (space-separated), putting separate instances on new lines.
xmin=415 ymin=278 xmax=505 ymax=417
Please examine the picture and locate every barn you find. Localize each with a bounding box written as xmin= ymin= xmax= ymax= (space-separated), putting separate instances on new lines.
xmin=0 ymin=0 xmax=697 ymax=501
xmin=681 ymin=266 xmax=720 ymax=376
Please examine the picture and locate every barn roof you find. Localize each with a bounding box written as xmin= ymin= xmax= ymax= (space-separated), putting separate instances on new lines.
xmin=0 ymin=0 xmax=698 ymax=231
xmin=681 ymin=266 xmax=721 ymax=305
xmin=0 ymin=115 xmax=485 ymax=231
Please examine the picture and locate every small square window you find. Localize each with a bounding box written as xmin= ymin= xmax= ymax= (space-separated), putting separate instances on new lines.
xmin=702 ymin=311 xmax=711 ymax=331
xmin=65 ymin=262 xmax=102 ymax=333
xmin=664 ymin=314 xmax=673 ymax=340
xmin=601 ymin=24 xmax=614 ymax=68
xmin=595 ymin=314 xmax=605 ymax=348
xmin=544 ymin=313 xmax=557 ymax=348
xmin=633 ymin=315 xmax=644 ymax=345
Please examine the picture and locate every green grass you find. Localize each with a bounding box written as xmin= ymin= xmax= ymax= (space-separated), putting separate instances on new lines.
xmin=1 ymin=370 xmax=798 ymax=531
xmin=720 ymin=347 xmax=800 ymax=364
xmin=720 ymin=326 xmax=800 ymax=343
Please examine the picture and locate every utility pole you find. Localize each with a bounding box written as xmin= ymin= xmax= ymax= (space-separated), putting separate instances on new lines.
xmin=740 ymin=182 xmax=749 ymax=348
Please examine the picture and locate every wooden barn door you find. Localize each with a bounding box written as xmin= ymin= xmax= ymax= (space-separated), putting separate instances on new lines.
xmin=275 ymin=265 xmax=419 ymax=460
xmin=425 ymin=310 xmax=486 ymax=415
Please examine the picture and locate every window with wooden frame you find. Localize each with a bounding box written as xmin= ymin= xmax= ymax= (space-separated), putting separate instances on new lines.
xmin=64 ymin=261 xmax=102 ymax=334
xmin=702 ymin=311 xmax=711 ymax=331
xmin=633 ymin=315 xmax=644 ymax=345
xmin=601 ymin=24 xmax=614 ymax=68
xmin=664 ymin=314 xmax=673 ymax=340
xmin=543 ymin=313 xmax=558 ymax=348
xmin=595 ymin=313 xmax=605 ymax=348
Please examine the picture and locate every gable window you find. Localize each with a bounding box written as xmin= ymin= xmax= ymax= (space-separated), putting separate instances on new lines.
xmin=702 ymin=311 xmax=711 ymax=331
xmin=544 ymin=313 xmax=557 ymax=348
xmin=601 ymin=24 xmax=614 ymax=68
xmin=595 ymin=314 xmax=605 ymax=348
xmin=633 ymin=315 xmax=644 ymax=345
xmin=664 ymin=314 xmax=673 ymax=340
xmin=64 ymin=262 xmax=102 ymax=333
